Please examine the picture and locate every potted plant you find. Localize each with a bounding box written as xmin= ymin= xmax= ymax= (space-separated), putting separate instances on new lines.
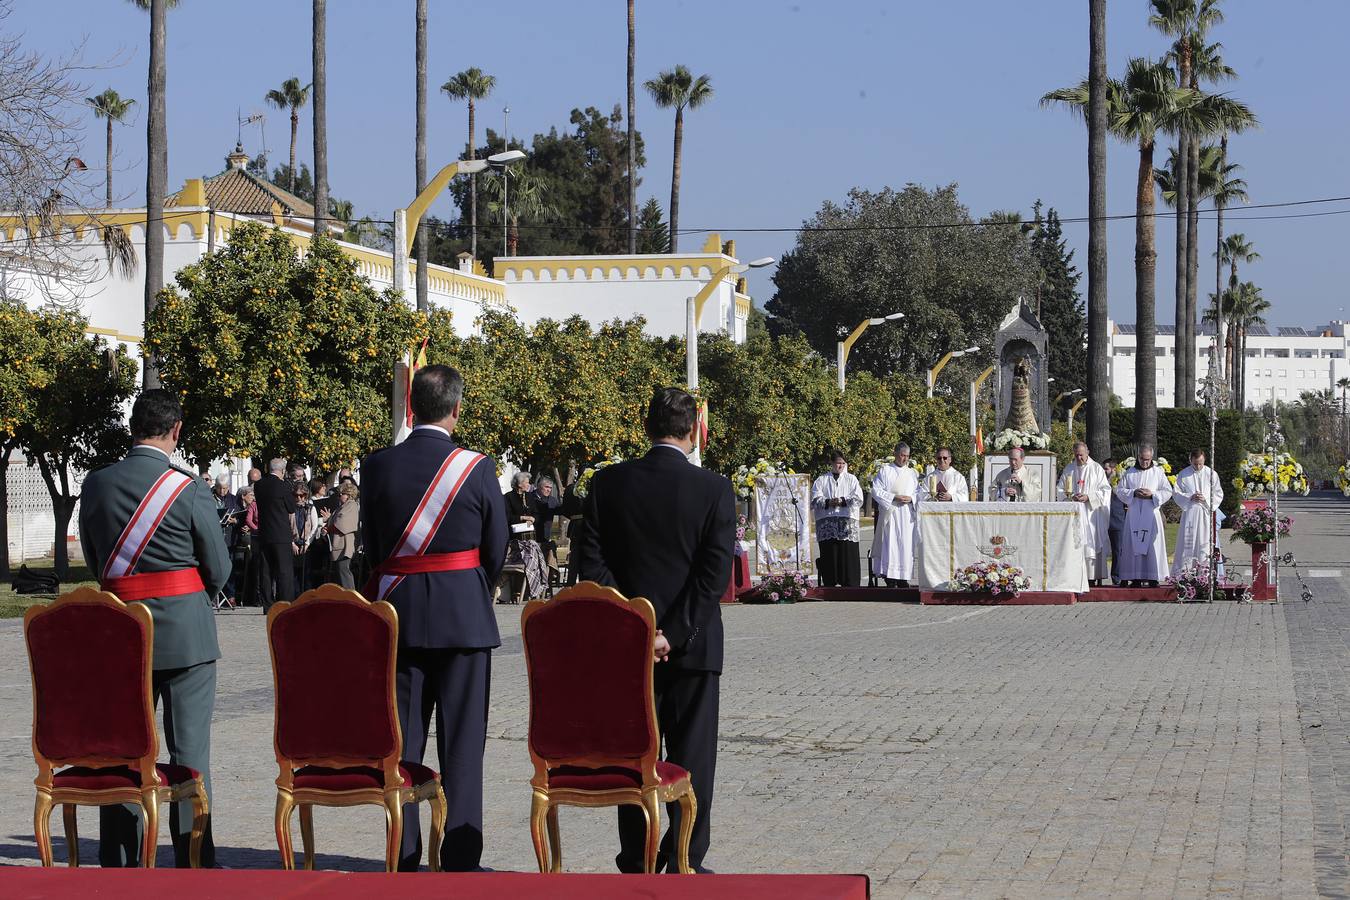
xmin=1228 ymin=505 xmax=1292 ymax=601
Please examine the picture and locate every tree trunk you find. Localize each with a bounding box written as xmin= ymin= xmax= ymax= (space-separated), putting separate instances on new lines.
xmin=669 ymin=106 xmax=683 ymax=254
xmin=469 ymin=99 xmax=478 ymax=259
xmin=1184 ymin=129 xmax=1201 ymax=406
xmin=0 ymin=445 xmax=12 ymax=579
xmin=414 ymin=0 xmax=428 ymax=312
xmin=288 ymin=109 xmax=298 ymax=191
xmin=1134 ymin=139 xmax=1158 ymax=450
xmin=626 ymin=0 xmax=637 ymax=255
xmin=509 ymin=214 xmax=519 ymax=257
xmin=1173 ymin=139 xmax=1188 ymax=408
xmin=35 ymin=456 xmax=74 ymax=581
xmin=142 ymin=0 xmax=168 ymax=389
xmin=1214 ymin=134 xmax=1227 ymax=382
xmin=1086 ymin=0 xmax=1109 ymax=459
xmin=105 ymin=117 xmax=114 ymax=209
xmin=312 ymin=0 xmax=329 ymax=234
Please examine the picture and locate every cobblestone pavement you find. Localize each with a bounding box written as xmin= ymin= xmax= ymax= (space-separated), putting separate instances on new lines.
xmin=1 ymin=497 xmax=1346 ymax=897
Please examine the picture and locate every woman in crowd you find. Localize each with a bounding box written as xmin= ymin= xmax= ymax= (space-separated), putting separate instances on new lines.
xmin=327 ymin=481 xmax=360 ymax=589
xmin=501 ymin=471 xmax=549 ymax=602
xmin=531 ymin=474 xmax=564 ymax=582
xmin=306 ymin=478 xmax=332 ymax=590
xmin=812 ymin=449 xmax=864 ymax=587
xmin=212 ymin=474 xmax=243 ymax=606
xmin=292 ymin=484 xmax=317 ymax=591
xmin=238 ymin=487 xmax=263 ymax=606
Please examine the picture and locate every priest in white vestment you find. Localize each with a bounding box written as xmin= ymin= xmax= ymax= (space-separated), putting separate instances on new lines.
xmin=1057 ymin=441 xmax=1112 ymax=585
xmin=1114 ymin=446 xmax=1174 ymax=585
xmin=1171 ymin=448 xmax=1224 ymax=576
xmin=989 ymin=446 xmax=1042 ymax=502
xmin=917 ymin=447 xmax=970 ymax=505
xmin=812 ymin=450 xmax=864 ymax=587
xmin=871 ymin=442 xmax=920 ymax=587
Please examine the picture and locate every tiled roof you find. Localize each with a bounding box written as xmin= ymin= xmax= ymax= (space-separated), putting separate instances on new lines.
xmin=166 ymin=168 xmax=315 ymax=218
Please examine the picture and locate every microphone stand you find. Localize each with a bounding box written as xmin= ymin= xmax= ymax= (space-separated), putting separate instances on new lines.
xmin=790 ymin=494 xmax=802 ymax=577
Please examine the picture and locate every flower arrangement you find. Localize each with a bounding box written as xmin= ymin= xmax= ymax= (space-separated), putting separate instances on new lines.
xmin=1232 ymin=452 xmax=1310 ymax=497
xmin=573 ymin=458 xmax=622 ymax=499
xmin=734 ymin=514 xmax=748 ymax=545
xmin=1165 ymin=556 xmax=1252 ymax=603
xmin=990 ymin=429 xmax=1050 ymax=452
xmin=747 ymin=570 xmax=811 ymax=604
xmin=1339 ymin=462 xmax=1350 ymax=497
xmin=731 ymin=458 xmax=792 ymax=499
xmin=1228 ymin=505 xmax=1292 ymax=545
xmin=952 ymin=560 xmax=1030 ymax=596
xmin=1110 ymin=456 xmax=1176 ymax=489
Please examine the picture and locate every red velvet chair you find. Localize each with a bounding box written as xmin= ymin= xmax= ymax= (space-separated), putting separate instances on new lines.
xmin=266 ymin=584 xmax=446 ymax=872
xmin=521 ymin=581 xmax=696 ymax=874
xmin=23 ymin=587 xmax=209 ymax=868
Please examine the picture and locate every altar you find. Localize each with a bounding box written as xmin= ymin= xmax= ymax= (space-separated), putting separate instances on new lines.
xmin=917 ymin=501 xmax=1088 ymax=592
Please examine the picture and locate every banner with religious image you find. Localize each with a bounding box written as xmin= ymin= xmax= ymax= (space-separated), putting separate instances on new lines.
xmin=752 ymin=474 xmax=814 ymax=576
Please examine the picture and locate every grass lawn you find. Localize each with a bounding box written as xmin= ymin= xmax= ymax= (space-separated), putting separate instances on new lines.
xmin=1 ymin=560 xmax=97 ymax=618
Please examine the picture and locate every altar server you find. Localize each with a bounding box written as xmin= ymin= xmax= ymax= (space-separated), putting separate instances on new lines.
xmin=1057 ymin=441 xmax=1112 ymax=585
xmin=79 ymin=390 xmax=231 ymax=867
xmin=917 ymin=446 xmax=969 ymax=505
xmin=989 ymin=447 xmax=1041 ymax=502
xmin=1113 ymin=445 xmax=1173 ymax=586
xmin=812 ymin=450 xmax=864 ymax=587
xmin=871 ymin=443 xmax=920 ymax=587
xmin=1172 ymin=448 xmax=1224 ymax=576
xmin=360 ymin=365 xmax=507 ymax=871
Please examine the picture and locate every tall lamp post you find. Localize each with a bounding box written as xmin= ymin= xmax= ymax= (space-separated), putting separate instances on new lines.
xmin=686 ymin=256 xmax=775 ymax=390
xmin=1053 ymin=388 xmax=1083 ymax=422
xmin=969 ymin=364 xmax=996 ymax=499
xmin=393 ymin=149 xmax=524 ymax=296
xmin=1067 ymin=396 xmax=1087 ymax=434
xmin=487 ymin=149 xmax=526 ymax=258
xmin=836 ymin=312 xmax=905 ymax=393
xmin=1199 ymin=356 xmax=1231 ymax=602
xmin=927 ymin=346 xmax=980 ymax=398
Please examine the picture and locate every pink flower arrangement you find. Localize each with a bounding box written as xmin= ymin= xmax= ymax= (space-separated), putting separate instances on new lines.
xmin=750 ymin=570 xmax=811 ymax=603
xmin=1229 ymin=506 xmax=1292 ymax=545
xmin=953 ymin=560 xmax=1030 ymax=596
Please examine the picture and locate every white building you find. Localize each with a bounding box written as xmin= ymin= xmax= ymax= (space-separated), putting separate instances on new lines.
xmin=1108 ymin=319 xmax=1350 ymax=408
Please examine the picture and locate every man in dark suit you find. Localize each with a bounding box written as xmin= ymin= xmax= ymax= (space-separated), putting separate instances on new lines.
xmin=78 ymin=389 xmax=231 ymax=867
xmin=573 ymin=387 xmax=736 ymax=874
xmin=359 ymin=365 xmax=507 ymax=872
xmin=254 ymin=457 xmax=297 ymax=607
xmin=1104 ymin=457 xmax=1126 ymax=584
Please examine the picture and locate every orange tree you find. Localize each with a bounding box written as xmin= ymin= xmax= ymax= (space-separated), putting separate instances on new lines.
xmin=0 ymin=302 xmax=52 ymax=575
xmin=145 ymin=223 xmax=451 ymax=471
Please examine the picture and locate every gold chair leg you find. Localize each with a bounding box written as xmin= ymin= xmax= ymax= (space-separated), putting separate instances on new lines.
xmin=274 ymin=791 xmax=296 ymax=870
xmin=62 ymin=804 xmax=79 ymax=868
xmin=675 ymin=788 xmax=698 ymax=874
xmin=299 ymin=804 xmax=315 ymax=871
xmin=383 ymin=792 xmax=403 ymax=873
xmin=641 ymin=792 xmax=661 ymax=874
xmin=33 ymin=791 xmax=54 ymax=868
xmin=140 ymin=791 xmax=159 ymax=868
xmin=188 ymin=782 xmax=209 ymax=869
xmin=546 ymin=804 xmax=562 ymax=873
xmin=528 ymin=791 xmax=550 ymax=873
xmin=428 ymin=785 xmax=448 ymax=874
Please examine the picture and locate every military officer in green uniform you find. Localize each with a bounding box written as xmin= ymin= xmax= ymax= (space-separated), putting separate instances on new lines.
xmin=78 ymin=389 xmax=230 ymax=867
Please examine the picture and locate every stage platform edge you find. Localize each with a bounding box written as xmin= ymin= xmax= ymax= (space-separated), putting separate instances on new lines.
xmin=920 ymin=590 xmax=1077 ymax=606
xmin=803 ymin=586 xmax=919 ymax=603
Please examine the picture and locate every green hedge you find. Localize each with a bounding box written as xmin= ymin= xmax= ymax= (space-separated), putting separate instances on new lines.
xmin=1109 ymin=408 xmax=1248 ymax=515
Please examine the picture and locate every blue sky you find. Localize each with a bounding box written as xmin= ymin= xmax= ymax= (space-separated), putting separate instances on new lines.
xmin=14 ymin=0 xmax=1349 ymax=327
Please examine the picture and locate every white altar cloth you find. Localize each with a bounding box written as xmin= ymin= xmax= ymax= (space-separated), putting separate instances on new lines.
xmin=917 ymin=501 xmax=1087 ymax=592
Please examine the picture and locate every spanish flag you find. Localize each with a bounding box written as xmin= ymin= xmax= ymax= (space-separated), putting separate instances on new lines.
xmin=696 ymin=398 xmax=710 ymax=452
xmin=404 ymin=337 xmax=429 ymax=429
xmin=974 ymin=427 xmax=985 ymax=455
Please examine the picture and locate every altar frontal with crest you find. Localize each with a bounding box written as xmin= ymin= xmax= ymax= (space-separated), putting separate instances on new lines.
xmin=917 ymin=501 xmax=1086 ymax=592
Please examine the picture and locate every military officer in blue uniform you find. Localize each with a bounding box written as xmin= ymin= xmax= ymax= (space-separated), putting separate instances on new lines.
xmin=78 ymin=389 xmax=231 ymax=867
xmin=359 ymin=364 xmax=507 ymax=871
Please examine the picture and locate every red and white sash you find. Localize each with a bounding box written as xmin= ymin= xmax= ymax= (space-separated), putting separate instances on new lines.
xmin=373 ymin=448 xmax=486 ymax=602
xmin=102 ymin=468 xmax=195 ymax=583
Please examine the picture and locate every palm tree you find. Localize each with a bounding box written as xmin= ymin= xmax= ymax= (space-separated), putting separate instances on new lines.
xmin=1229 ymin=281 xmax=1268 ymax=408
xmin=645 ymin=65 xmax=713 ymax=253
xmin=129 ymin=0 xmax=175 ymax=388
xmin=1337 ymin=376 xmax=1350 ymax=454
xmin=414 ymin=0 xmax=428 ymax=310
xmin=441 ymin=68 xmax=496 ymax=264
xmin=1216 ymin=233 xmax=1259 ymax=384
xmin=87 ymin=89 xmax=134 ymax=209
xmin=627 ymin=0 xmax=637 ymax=254
xmin=312 ymin=0 xmax=328 ymax=235
xmin=265 ymin=78 xmax=311 ymax=193
xmin=482 ymin=168 xmax=557 ymax=257
xmin=1086 ymin=0 xmax=1109 ymax=459
xmin=1044 ymin=58 xmax=1203 ymax=448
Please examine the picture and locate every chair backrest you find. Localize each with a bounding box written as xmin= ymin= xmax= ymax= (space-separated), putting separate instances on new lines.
xmin=24 ymin=588 xmax=157 ymax=782
xmin=267 ymin=585 xmax=401 ymax=781
xmin=521 ymin=582 xmax=658 ymax=782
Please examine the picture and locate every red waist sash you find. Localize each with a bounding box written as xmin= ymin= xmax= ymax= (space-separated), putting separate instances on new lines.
xmin=364 ymin=549 xmax=482 ymax=599
xmin=102 ymin=567 xmax=205 ymax=602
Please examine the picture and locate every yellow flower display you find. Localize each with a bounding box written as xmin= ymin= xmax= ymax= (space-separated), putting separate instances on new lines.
xmin=1337 ymin=462 xmax=1349 ymax=497
xmin=1231 ymin=451 xmax=1310 ymax=497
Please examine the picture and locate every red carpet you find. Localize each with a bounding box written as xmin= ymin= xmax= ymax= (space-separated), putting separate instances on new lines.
xmin=1077 ymin=585 xmax=1178 ymax=602
xmin=1 ymin=868 xmax=869 ymax=899
xmin=920 ymin=590 xmax=1077 ymax=606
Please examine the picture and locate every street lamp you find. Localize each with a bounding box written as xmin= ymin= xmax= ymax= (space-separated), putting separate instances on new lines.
xmin=392 ymin=150 xmax=524 ymax=297
xmin=487 ymin=149 xmax=527 ymax=258
xmin=1053 ymin=388 xmax=1083 ymax=409
xmin=686 ymin=256 xmax=775 ymax=390
xmin=927 ymin=346 xmax=980 ymax=398
xmin=1067 ymin=397 xmax=1087 ymax=434
xmin=836 ymin=312 xmax=904 ymax=392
